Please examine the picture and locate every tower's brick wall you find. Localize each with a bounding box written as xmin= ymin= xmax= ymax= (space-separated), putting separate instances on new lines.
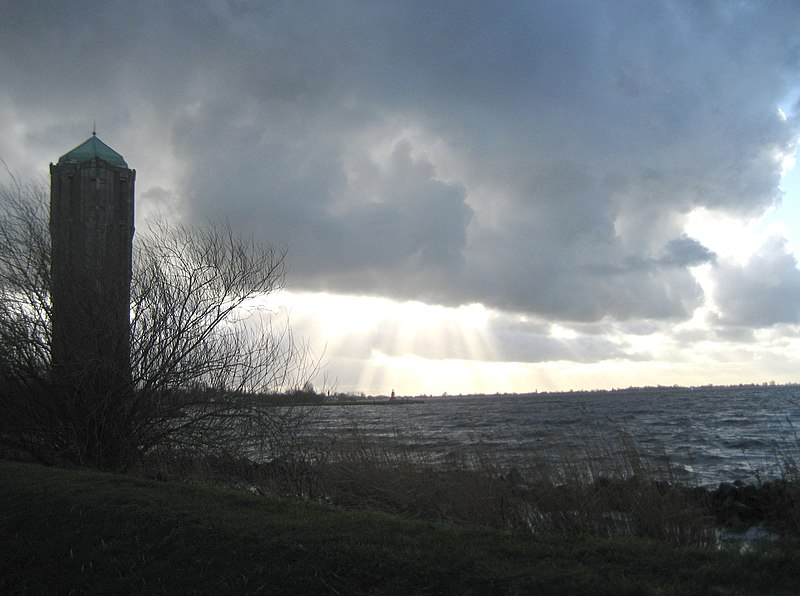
xmin=49 ymin=157 xmax=135 ymax=391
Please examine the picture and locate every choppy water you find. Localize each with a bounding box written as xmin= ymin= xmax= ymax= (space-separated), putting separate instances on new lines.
xmin=313 ymin=385 xmax=800 ymax=487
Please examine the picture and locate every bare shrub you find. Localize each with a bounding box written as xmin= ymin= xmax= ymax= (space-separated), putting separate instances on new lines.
xmin=0 ymin=179 xmax=316 ymax=470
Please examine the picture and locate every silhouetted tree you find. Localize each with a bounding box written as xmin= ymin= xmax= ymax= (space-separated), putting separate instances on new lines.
xmin=0 ymin=179 xmax=316 ymax=470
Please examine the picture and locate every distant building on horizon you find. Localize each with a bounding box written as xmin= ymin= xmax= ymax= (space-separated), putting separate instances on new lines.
xmin=49 ymin=133 xmax=135 ymax=393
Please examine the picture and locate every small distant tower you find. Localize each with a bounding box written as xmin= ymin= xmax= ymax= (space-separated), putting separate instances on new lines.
xmin=49 ymin=133 xmax=135 ymax=393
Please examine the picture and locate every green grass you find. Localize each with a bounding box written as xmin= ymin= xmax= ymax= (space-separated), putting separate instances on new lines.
xmin=1 ymin=459 xmax=798 ymax=595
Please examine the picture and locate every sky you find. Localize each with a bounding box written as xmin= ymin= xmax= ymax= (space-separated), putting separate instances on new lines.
xmin=1 ymin=1 xmax=800 ymax=395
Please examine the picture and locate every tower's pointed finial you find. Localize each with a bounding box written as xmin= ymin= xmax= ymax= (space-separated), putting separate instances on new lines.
xmin=92 ymin=120 xmax=97 ymax=137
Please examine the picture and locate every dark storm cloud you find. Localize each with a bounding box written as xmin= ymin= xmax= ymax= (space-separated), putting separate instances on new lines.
xmin=660 ymin=236 xmax=717 ymax=268
xmin=1 ymin=0 xmax=798 ymax=325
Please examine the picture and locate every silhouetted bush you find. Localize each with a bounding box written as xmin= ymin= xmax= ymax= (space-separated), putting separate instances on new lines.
xmin=0 ymin=180 xmax=317 ymax=470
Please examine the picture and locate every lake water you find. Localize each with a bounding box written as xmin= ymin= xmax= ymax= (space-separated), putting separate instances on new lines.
xmin=313 ymin=385 xmax=800 ymax=487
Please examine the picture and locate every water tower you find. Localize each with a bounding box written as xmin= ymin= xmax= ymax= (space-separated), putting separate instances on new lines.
xmin=49 ymin=133 xmax=135 ymax=392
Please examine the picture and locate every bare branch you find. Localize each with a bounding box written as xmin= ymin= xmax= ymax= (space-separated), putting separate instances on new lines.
xmin=0 ymin=181 xmax=319 ymax=470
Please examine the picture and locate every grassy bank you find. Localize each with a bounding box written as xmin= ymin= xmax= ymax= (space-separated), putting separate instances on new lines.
xmin=2 ymin=459 xmax=799 ymax=595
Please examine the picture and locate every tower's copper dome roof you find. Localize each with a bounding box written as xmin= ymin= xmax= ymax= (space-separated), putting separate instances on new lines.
xmin=57 ymin=133 xmax=128 ymax=168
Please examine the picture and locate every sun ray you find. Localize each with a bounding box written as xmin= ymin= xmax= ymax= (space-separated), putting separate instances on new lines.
xmin=269 ymin=291 xmax=503 ymax=394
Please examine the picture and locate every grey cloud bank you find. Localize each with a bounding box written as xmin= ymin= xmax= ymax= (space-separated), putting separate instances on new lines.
xmin=1 ymin=1 xmax=799 ymax=336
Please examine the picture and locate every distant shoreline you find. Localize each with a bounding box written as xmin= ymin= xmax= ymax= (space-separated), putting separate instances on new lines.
xmin=390 ymin=382 xmax=800 ymax=401
xmin=318 ymin=399 xmax=425 ymax=406
xmin=273 ymin=382 xmax=800 ymax=407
